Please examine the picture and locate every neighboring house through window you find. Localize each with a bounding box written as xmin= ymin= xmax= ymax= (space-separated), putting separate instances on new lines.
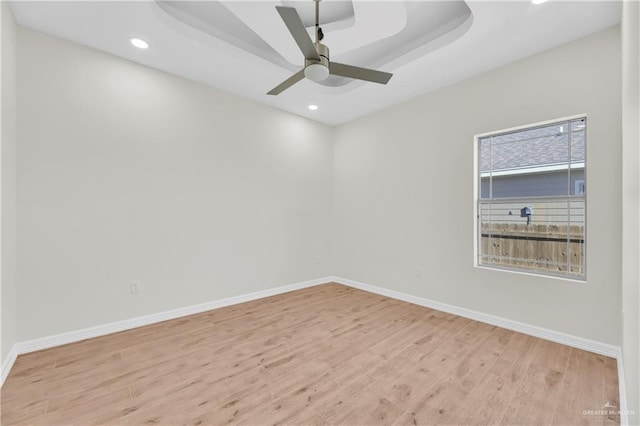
xmin=476 ymin=116 xmax=586 ymax=280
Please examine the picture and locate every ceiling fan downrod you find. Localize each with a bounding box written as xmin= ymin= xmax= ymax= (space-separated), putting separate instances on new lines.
xmin=315 ymin=0 xmax=324 ymax=42
xmin=306 ymin=0 xmax=329 ymax=81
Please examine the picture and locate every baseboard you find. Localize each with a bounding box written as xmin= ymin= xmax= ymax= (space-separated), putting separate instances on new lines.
xmin=0 ymin=345 xmax=19 ymax=387
xmin=1 ymin=276 xmax=332 ymax=384
xmin=332 ymin=276 xmax=620 ymax=358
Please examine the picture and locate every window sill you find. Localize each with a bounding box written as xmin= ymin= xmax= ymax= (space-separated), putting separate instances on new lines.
xmin=475 ymin=264 xmax=587 ymax=284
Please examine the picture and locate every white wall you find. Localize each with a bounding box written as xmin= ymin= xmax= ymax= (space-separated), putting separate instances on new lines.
xmin=622 ymin=0 xmax=640 ymax=420
xmin=16 ymin=28 xmax=333 ymax=341
xmin=332 ymin=26 xmax=622 ymax=346
xmin=1 ymin=2 xmax=18 ymax=365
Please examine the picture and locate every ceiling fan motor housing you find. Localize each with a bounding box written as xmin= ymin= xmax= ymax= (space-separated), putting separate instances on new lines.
xmin=304 ymin=43 xmax=330 ymax=81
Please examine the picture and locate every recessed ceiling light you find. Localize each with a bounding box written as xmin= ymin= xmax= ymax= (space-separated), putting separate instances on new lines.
xmin=308 ymin=105 xmax=319 ymax=111
xmin=531 ymin=0 xmax=548 ymax=4
xmin=130 ymin=38 xmax=149 ymax=49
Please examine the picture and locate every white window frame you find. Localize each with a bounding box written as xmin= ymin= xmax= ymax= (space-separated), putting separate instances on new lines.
xmin=473 ymin=114 xmax=587 ymax=283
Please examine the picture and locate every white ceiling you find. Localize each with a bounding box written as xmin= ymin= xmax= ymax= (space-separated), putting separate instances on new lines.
xmin=11 ymin=1 xmax=621 ymax=126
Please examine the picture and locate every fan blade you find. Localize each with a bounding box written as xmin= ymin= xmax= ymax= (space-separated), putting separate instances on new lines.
xmin=276 ymin=6 xmax=320 ymax=61
xmin=267 ymin=70 xmax=305 ymax=96
xmin=329 ymin=62 xmax=393 ymax=84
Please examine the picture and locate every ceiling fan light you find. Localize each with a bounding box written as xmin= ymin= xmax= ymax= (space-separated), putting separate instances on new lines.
xmin=305 ymin=63 xmax=329 ymax=82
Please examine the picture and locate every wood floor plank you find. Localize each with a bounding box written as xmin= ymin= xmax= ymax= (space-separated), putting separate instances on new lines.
xmin=447 ymin=331 xmax=539 ymax=425
xmin=113 ymin=381 xmax=214 ymax=425
xmin=550 ymin=349 xmax=607 ymax=425
xmin=393 ymin=323 xmax=510 ymax=425
xmin=5 ymin=350 xmax=57 ymax=380
xmin=343 ymin=397 xmax=404 ymax=426
xmin=0 ymin=397 xmax=48 ymax=425
xmin=604 ymin=356 xmax=621 ymax=424
xmin=498 ymin=340 xmax=572 ymax=425
xmin=310 ymin=380 xmax=378 ymax=424
xmin=36 ymin=387 xmax=132 ymax=426
xmin=236 ymin=372 xmax=337 ymax=425
xmin=0 ymin=283 xmax=619 ymax=426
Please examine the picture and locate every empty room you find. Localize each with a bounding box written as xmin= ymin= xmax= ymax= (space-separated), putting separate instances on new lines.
xmin=1 ymin=0 xmax=639 ymax=425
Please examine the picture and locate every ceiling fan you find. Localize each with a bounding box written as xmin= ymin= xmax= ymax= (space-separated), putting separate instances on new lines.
xmin=267 ymin=0 xmax=393 ymax=95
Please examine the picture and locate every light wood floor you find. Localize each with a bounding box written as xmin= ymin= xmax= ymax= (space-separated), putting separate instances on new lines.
xmin=1 ymin=283 xmax=619 ymax=425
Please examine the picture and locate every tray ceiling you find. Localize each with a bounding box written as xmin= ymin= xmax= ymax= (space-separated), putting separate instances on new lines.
xmin=157 ymin=1 xmax=472 ymax=88
xmin=10 ymin=1 xmax=622 ymax=125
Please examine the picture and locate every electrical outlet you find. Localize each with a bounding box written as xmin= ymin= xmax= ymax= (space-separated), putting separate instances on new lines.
xmin=130 ymin=280 xmax=140 ymax=294
xmin=416 ymin=267 xmax=423 ymax=278
xmin=315 ymin=254 xmax=321 ymax=265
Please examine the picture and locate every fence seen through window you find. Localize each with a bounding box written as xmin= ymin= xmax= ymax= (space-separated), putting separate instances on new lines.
xmin=477 ymin=117 xmax=586 ymax=279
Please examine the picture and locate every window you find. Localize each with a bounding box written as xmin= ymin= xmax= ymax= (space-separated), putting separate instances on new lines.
xmin=476 ymin=117 xmax=586 ymax=280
